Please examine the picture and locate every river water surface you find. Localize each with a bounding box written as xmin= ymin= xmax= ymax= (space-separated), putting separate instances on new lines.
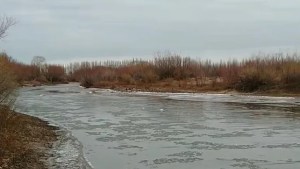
xmin=15 ymin=83 xmax=300 ymax=169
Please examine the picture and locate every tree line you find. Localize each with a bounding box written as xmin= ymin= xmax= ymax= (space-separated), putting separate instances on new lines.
xmin=0 ymin=15 xmax=299 ymax=95
xmin=66 ymin=52 xmax=300 ymax=93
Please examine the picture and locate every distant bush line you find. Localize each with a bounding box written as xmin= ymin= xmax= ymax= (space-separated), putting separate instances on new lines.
xmin=1 ymin=52 xmax=299 ymax=93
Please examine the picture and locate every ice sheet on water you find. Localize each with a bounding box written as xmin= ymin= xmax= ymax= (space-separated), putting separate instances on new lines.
xmin=128 ymin=91 xmax=299 ymax=106
xmin=48 ymin=129 xmax=93 ymax=169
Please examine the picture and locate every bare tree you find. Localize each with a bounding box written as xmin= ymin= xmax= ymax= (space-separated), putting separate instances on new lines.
xmin=0 ymin=16 xmax=16 ymax=40
xmin=31 ymin=56 xmax=46 ymax=67
xmin=31 ymin=56 xmax=46 ymax=74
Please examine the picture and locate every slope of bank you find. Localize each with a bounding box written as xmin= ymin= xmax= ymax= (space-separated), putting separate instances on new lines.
xmin=0 ymin=109 xmax=58 ymax=169
xmin=88 ymin=81 xmax=300 ymax=97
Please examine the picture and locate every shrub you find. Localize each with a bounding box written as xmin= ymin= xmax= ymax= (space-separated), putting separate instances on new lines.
xmin=0 ymin=55 xmax=17 ymax=107
xmin=80 ymin=77 xmax=94 ymax=88
xmin=235 ymin=71 xmax=273 ymax=92
xmin=119 ymin=73 xmax=134 ymax=84
xmin=45 ymin=65 xmax=65 ymax=83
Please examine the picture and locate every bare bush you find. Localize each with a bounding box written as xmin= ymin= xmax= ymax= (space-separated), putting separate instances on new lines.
xmin=45 ymin=65 xmax=65 ymax=83
xmin=0 ymin=55 xmax=17 ymax=110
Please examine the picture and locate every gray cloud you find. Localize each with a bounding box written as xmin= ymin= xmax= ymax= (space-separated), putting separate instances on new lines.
xmin=1 ymin=0 xmax=300 ymax=63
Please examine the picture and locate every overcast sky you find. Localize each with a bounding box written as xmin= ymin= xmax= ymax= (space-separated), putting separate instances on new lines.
xmin=1 ymin=0 xmax=300 ymax=64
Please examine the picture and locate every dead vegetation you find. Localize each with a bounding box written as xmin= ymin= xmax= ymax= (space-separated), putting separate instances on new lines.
xmin=0 ymin=52 xmax=58 ymax=169
xmin=65 ymin=52 xmax=300 ymax=95
xmin=0 ymin=107 xmax=58 ymax=169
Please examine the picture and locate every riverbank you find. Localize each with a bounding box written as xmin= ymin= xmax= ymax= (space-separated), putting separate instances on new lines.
xmin=90 ymin=81 xmax=300 ymax=97
xmin=0 ymin=108 xmax=59 ymax=169
xmin=21 ymin=80 xmax=69 ymax=87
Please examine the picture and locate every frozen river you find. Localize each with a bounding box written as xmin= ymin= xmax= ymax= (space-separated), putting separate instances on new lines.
xmin=15 ymin=83 xmax=300 ymax=169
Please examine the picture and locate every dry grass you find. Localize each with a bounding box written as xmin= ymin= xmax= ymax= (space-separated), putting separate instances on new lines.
xmin=1 ymin=53 xmax=60 ymax=169
xmin=67 ymin=52 xmax=300 ymax=95
xmin=0 ymin=107 xmax=58 ymax=169
xmin=2 ymin=51 xmax=300 ymax=95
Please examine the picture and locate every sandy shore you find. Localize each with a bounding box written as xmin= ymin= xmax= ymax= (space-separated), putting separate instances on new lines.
xmin=0 ymin=109 xmax=59 ymax=169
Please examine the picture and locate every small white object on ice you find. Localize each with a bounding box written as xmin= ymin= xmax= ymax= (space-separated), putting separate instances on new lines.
xmin=160 ymin=109 xmax=164 ymax=112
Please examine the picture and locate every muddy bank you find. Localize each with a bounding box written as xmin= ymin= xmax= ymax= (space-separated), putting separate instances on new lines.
xmin=0 ymin=108 xmax=93 ymax=169
xmin=0 ymin=109 xmax=59 ymax=169
xmin=88 ymin=82 xmax=300 ymax=97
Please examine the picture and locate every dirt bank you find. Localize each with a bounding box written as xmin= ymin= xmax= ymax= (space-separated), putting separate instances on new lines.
xmin=91 ymin=81 xmax=300 ymax=97
xmin=0 ymin=108 xmax=59 ymax=169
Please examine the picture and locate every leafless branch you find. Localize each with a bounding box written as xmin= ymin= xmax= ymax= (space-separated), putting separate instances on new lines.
xmin=0 ymin=16 xmax=16 ymax=40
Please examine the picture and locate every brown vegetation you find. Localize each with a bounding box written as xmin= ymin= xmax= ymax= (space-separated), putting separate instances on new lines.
xmin=0 ymin=53 xmax=66 ymax=86
xmin=0 ymin=107 xmax=58 ymax=169
xmin=0 ymin=52 xmax=58 ymax=169
xmin=0 ymin=56 xmax=17 ymax=106
xmin=65 ymin=52 xmax=300 ymax=95
xmin=1 ymin=51 xmax=299 ymax=95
